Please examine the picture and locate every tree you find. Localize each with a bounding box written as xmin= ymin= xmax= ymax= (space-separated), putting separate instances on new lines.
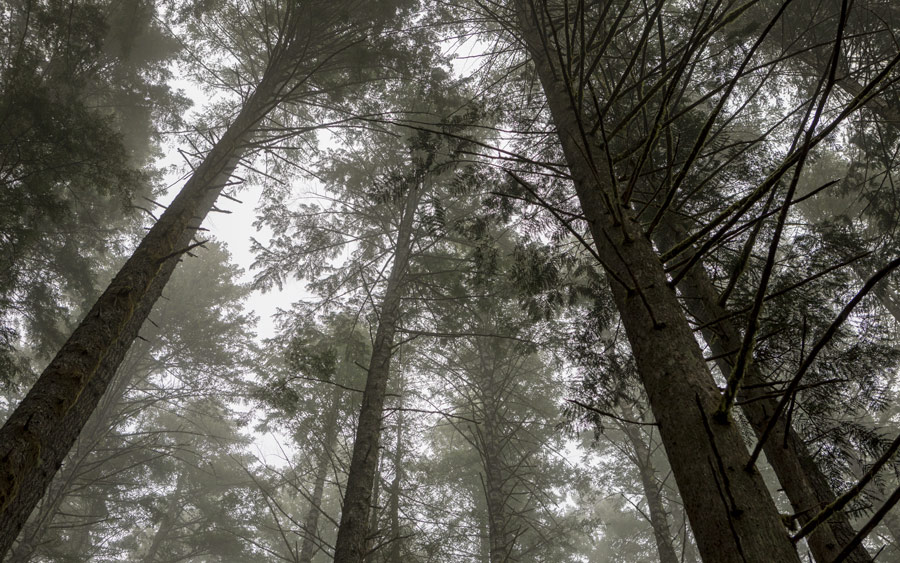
xmin=0 ymin=0 xmax=185 ymax=386
xmin=448 ymin=0 xmax=900 ymax=560
xmin=252 ymin=311 xmax=371 ymax=563
xmin=6 ymin=242 xmax=256 ymax=562
xmin=507 ymin=3 xmax=799 ymax=559
xmin=0 ymin=0 xmax=415 ymax=554
xmin=250 ymin=61 xmax=489 ymax=559
xmin=566 ymin=293 xmax=695 ymax=563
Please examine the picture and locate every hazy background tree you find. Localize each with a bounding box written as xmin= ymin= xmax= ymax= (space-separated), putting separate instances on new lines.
xmin=3 ymin=0 xmax=900 ymax=560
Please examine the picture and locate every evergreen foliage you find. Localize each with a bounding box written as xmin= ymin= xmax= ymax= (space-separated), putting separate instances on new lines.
xmin=2 ymin=0 xmax=900 ymax=561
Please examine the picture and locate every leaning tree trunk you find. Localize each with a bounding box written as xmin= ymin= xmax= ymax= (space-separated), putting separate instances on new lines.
xmin=6 ymin=341 xmax=152 ymax=563
xmin=333 ymin=184 xmax=421 ymax=563
xmin=0 ymin=29 xmax=309 ymax=554
xmin=514 ymin=3 xmax=800 ymax=561
xmin=620 ymin=421 xmax=680 ymax=563
xmin=655 ymin=219 xmax=873 ymax=563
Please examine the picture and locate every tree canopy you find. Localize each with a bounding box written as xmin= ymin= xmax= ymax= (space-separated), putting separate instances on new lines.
xmin=1 ymin=0 xmax=900 ymax=562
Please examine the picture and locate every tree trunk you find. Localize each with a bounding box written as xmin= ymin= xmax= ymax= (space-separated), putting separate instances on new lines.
xmin=6 ymin=339 xmax=153 ymax=562
xmin=299 ymin=381 xmax=343 ymax=563
xmin=333 ymin=184 xmax=421 ymax=563
xmin=514 ymin=3 xmax=800 ymax=561
xmin=0 ymin=1 xmax=400 ymax=550
xmin=387 ymin=401 xmax=403 ymax=563
xmin=620 ymin=423 xmax=680 ymax=563
xmin=366 ymin=461 xmax=381 ymax=562
xmin=481 ymin=410 xmax=513 ymax=563
xmin=655 ymin=219 xmax=871 ymax=563
xmin=475 ymin=357 xmax=516 ymax=563
xmin=0 ymin=22 xmax=325 ymax=549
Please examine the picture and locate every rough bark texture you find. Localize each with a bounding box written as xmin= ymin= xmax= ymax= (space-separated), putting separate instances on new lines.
xmin=6 ymin=343 xmax=151 ymax=563
xmin=515 ymin=2 xmax=800 ymax=561
xmin=368 ymin=465 xmax=382 ymax=558
xmin=655 ymin=220 xmax=872 ymax=563
xmin=0 ymin=40 xmax=290 ymax=554
xmin=333 ymin=185 xmax=420 ymax=563
xmin=299 ymin=381 xmax=343 ymax=563
xmin=621 ymin=423 xmax=680 ymax=563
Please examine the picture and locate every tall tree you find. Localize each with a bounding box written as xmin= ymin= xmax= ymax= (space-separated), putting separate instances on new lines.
xmin=448 ymin=0 xmax=899 ymax=559
xmin=0 ymin=0 xmax=185 ymax=385
xmin=6 ymin=242 xmax=256 ymax=562
xmin=252 ymin=310 xmax=371 ymax=563
xmin=0 ymin=0 xmax=415 ymax=554
xmin=507 ymin=3 xmax=799 ymax=559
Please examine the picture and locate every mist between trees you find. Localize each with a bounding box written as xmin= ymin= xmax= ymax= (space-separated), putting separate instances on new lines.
xmin=1 ymin=0 xmax=900 ymax=561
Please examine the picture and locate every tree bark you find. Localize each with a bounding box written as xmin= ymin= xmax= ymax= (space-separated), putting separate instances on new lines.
xmin=514 ymin=3 xmax=801 ymax=561
xmin=366 ymin=460 xmax=381 ymax=562
xmin=333 ymin=184 xmax=421 ymax=563
xmin=0 ymin=19 xmax=322 ymax=550
xmin=6 ymin=345 xmax=147 ymax=563
xmin=655 ymin=219 xmax=872 ymax=563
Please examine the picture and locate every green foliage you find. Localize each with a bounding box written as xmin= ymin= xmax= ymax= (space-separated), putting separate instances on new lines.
xmin=0 ymin=0 xmax=186 ymax=387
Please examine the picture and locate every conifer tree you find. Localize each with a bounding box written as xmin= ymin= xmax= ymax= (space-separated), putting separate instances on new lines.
xmin=0 ymin=0 xmax=414 ymax=553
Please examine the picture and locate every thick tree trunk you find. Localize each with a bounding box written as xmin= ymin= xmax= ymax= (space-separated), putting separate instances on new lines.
xmin=0 ymin=41 xmax=295 ymax=553
xmin=299 ymin=381 xmax=343 ymax=563
xmin=514 ymin=3 xmax=800 ymax=561
xmin=620 ymin=423 xmax=680 ymax=563
xmin=333 ymin=185 xmax=421 ymax=563
xmin=6 ymin=346 xmax=146 ymax=563
xmin=655 ymin=220 xmax=872 ymax=563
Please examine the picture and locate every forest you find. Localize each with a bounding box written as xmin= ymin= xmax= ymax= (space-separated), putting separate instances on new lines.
xmin=1 ymin=0 xmax=900 ymax=561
